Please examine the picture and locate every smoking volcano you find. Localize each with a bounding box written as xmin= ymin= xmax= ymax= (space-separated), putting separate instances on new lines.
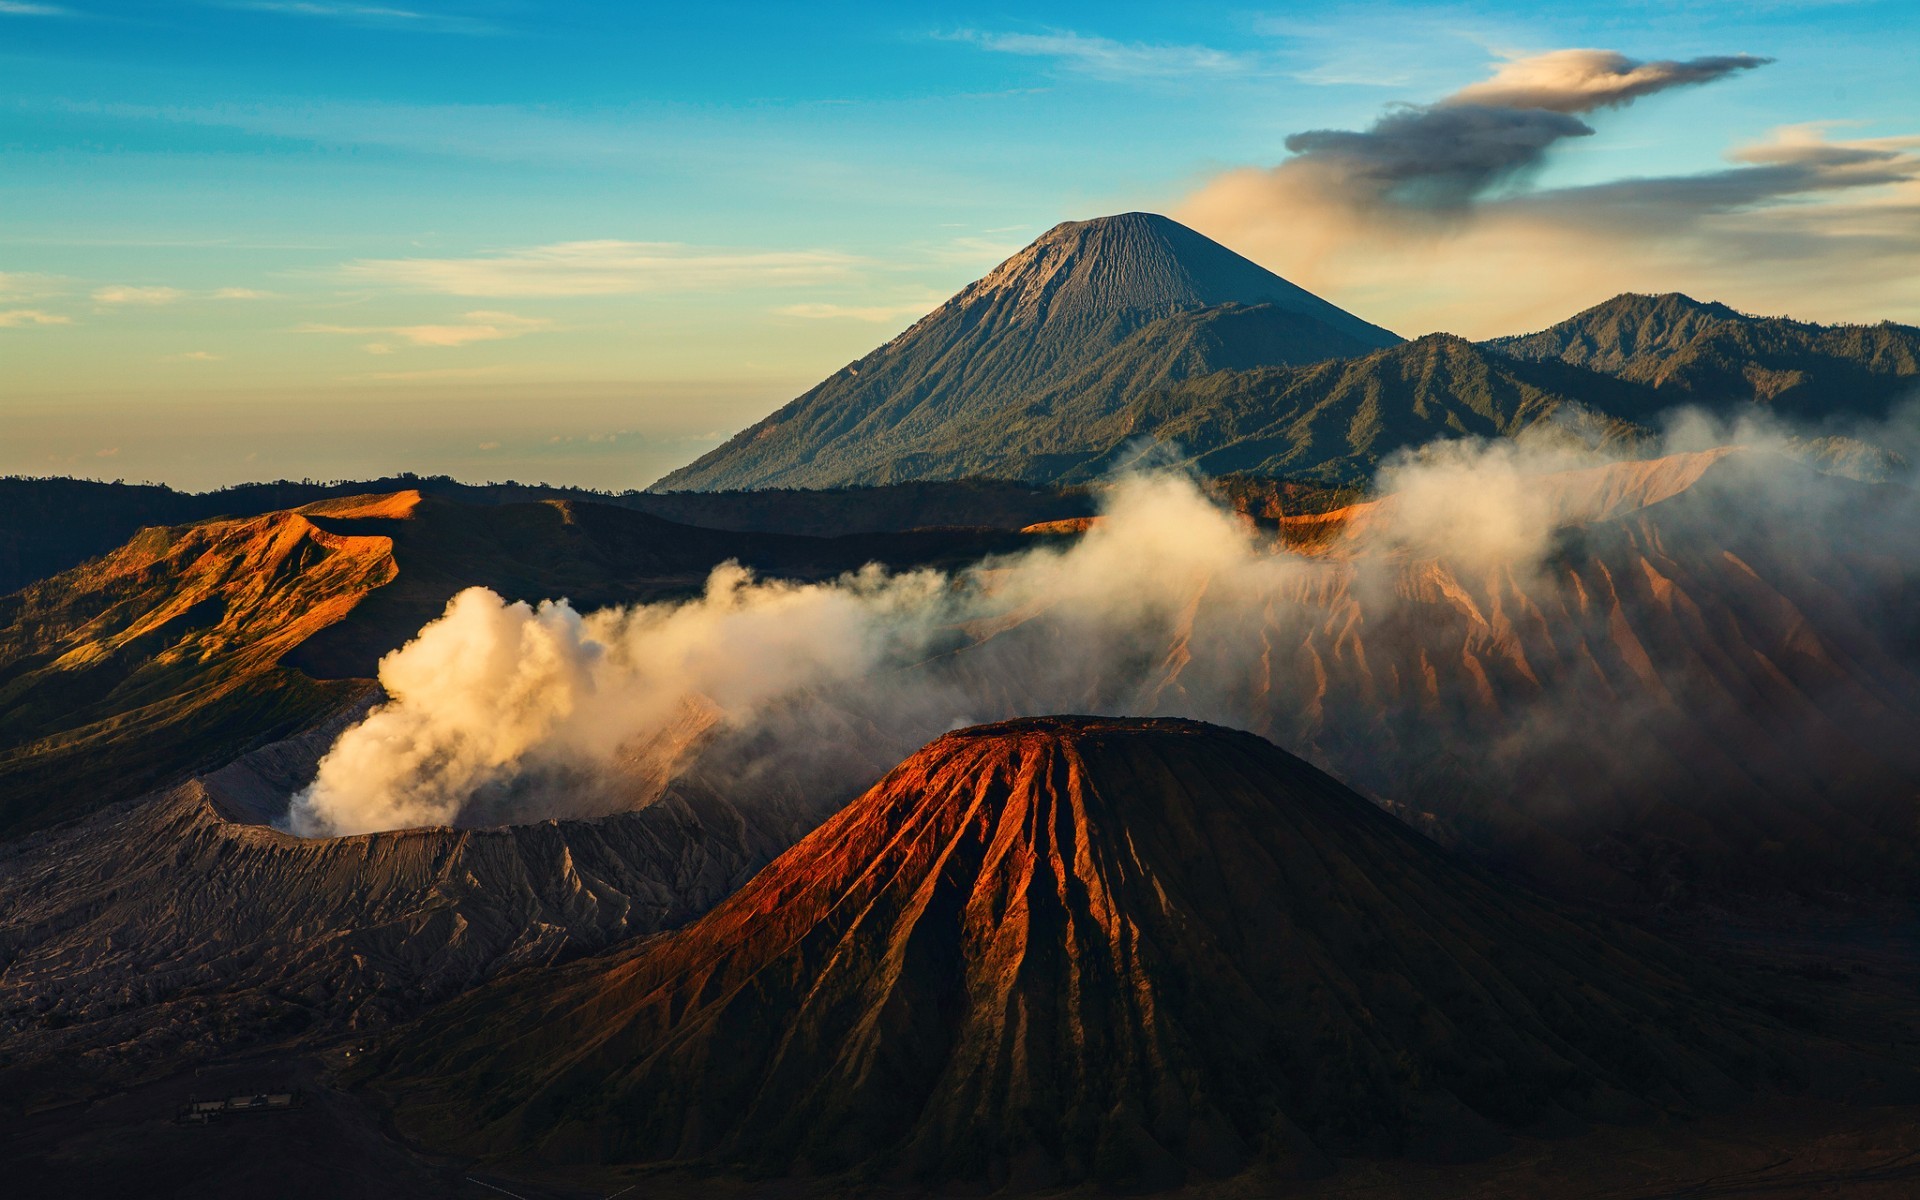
xmin=371 ymin=718 xmax=1792 ymax=1190
xmin=293 ymin=447 xmax=1920 ymax=904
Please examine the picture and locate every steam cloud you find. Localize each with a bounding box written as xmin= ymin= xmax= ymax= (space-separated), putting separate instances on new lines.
xmin=288 ymin=473 xmax=1262 ymax=835
xmin=288 ymin=408 xmax=1920 ymax=842
xmin=285 ymin=562 xmax=956 ymax=834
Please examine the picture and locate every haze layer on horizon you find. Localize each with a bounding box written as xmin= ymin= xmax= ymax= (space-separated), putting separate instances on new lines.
xmin=2 ymin=1 xmax=1916 ymax=491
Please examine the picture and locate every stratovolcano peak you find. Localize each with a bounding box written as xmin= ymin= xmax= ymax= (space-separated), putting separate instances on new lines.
xmin=956 ymin=211 xmax=1394 ymax=339
xmin=651 ymin=213 xmax=1399 ymax=491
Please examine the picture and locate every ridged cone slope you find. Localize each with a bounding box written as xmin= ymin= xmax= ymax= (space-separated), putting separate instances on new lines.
xmin=377 ymin=717 xmax=1784 ymax=1190
xmin=653 ymin=214 xmax=1399 ymax=491
xmin=952 ymin=212 xmax=1394 ymax=336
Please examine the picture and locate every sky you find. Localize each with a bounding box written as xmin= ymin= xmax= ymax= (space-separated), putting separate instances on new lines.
xmin=2 ymin=1 xmax=1916 ymax=490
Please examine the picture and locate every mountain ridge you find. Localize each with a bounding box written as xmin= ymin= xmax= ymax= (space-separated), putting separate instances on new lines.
xmin=1486 ymin=292 xmax=1920 ymax=419
xmin=656 ymin=271 xmax=1920 ymax=494
xmin=874 ymin=332 xmax=1667 ymax=486
xmin=0 ymin=474 xmax=1093 ymax=598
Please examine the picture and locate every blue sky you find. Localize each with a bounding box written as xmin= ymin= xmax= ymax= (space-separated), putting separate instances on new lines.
xmin=3 ymin=1 xmax=1916 ymax=488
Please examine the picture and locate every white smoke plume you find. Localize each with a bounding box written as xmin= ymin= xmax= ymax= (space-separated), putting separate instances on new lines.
xmin=287 ymin=471 xmax=1301 ymax=835
xmin=287 ymin=411 xmax=1920 ymax=860
xmin=287 ymin=563 xmax=955 ymax=834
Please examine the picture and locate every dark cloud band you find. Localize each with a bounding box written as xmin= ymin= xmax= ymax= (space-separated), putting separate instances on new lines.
xmin=1279 ymin=51 xmax=1773 ymax=215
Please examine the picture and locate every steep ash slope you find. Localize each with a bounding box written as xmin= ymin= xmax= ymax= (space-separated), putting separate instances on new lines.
xmin=375 ymin=719 xmax=1789 ymax=1190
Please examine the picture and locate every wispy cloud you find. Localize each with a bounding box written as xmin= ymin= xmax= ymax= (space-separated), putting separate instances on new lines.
xmin=45 ymin=97 xmax=650 ymax=164
xmin=0 ymin=271 xmax=65 ymax=300
xmin=296 ymin=310 xmax=554 ymax=349
xmin=343 ymin=241 xmax=860 ymax=297
xmin=163 ymin=350 xmax=225 ymax=361
xmin=90 ymin=283 xmax=268 ymax=305
xmin=0 ymin=309 xmax=71 ymax=327
xmin=1256 ymin=8 xmax=1508 ymax=90
xmin=1449 ymin=49 xmax=1771 ymax=113
xmin=222 ymin=2 xmax=500 ymax=35
xmin=1260 ymin=49 xmax=1771 ymax=216
xmin=93 ymin=285 xmax=186 ymax=305
xmin=941 ymin=29 xmax=1253 ymax=80
xmin=346 ymin=364 xmax=516 ymax=382
xmin=775 ymin=299 xmax=942 ymax=323
xmin=0 ymin=2 xmax=74 ymax=15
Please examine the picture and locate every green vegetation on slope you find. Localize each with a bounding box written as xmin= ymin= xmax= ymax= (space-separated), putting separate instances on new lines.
xmin=1487 ymin=293 xmax=1920 ymax=420
xmin=830 ymin=333 xmax=1666 ymax=486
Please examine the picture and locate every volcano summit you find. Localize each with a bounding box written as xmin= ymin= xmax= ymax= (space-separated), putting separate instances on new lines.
xmin=654 ymin=213 xmax=1401 ymax=491
xmin=373 ymin=718 xmax=1788 ymax=1191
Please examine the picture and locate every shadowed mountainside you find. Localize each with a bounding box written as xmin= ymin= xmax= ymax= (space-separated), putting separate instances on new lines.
xmin=372 ymin=718 xmax=1798 ymax=1191
xmin=654 ymin=213 xmax=1401 ymax=491
xmin=888 ymin=332 xmax=1668 ymax=486
xmin=653 ymin=245 xmax=1918 ymax=493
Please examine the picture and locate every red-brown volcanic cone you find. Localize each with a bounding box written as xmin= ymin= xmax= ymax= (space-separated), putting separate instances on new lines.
xmin=375 ymin=718 xmax=1787 ymax=1190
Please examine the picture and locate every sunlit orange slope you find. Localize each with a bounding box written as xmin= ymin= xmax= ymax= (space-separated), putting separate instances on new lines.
xmin=0 ymin=500 xmax=399 ymax=834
